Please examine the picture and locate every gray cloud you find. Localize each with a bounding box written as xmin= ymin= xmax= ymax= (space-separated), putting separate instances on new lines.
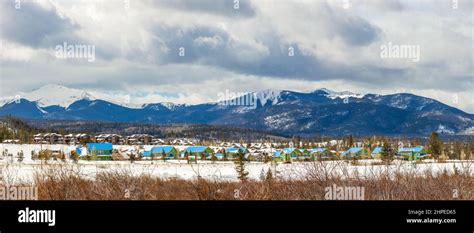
xmin=147 ymin=24 xmax=388 ymax=84
xmin=151 ymin=25 xmax=338 ymax=79
xmin=334 ymin=15 xmax=381 ymax=46
xmin=0 ymin=1 xmax=77 ymax=48
xmin=0 ymin=0 xmax=473 ymax=113
xmin=147 ymin=0 xmax=256 ymax=18
xmin=319 ymin=3 xmax=381 ymax=46
xmin=362 ymin=0 xmax=404 ymax=11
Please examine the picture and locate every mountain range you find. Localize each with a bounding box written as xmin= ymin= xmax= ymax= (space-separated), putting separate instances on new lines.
xmin=1 ymin=84 xmax=473 ymax=136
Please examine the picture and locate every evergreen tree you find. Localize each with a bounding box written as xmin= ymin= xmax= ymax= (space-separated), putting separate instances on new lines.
xmin=380 ymin=139 xmax=394 ymax=164
xmin=265 ymin=169 xmax=273 ymax=181
xmin=129 ymin=152 xmax=136 ymax=163
xmin=222 ymin=149 xmax=228 ymax=161
xmin=234 ymin=150 xmax=249 ymax=182
xmin=428 ymin=132 xmax=442 ymax=160
xmin=453 ymin=141 xmax=463 ymax=160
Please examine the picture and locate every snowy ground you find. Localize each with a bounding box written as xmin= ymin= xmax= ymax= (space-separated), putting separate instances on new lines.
xmin=1 ymin=144 xmax=473 ymax=184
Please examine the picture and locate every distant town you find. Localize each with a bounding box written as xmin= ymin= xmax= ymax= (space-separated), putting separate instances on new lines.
xmin=2 ymin=130 xmax=472 ymax=163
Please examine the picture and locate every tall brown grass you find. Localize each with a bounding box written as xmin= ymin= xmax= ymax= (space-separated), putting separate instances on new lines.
xmin=27 ymin=160 xmax=474 ymax=200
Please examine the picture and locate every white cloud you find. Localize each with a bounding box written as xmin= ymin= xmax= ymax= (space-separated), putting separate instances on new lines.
xmin=0 ymin=0 xmax=472 ymax=113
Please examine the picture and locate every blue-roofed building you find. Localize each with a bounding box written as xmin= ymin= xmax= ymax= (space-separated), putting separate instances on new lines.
xmin=342 ymin=147 xmax=368 ymax=158
xmin=182 ymin=146 xmax=213 ymax=160
xmin=398 ymin=146 xmax=426 ymax=160
xmin=309 ymin=148 xmax=332 ymax=160
xmin=272 ymin=150 xmax=286 ymax=162
xmin=206 ymin=153 xmax=225 ymax=160
xmin=310 ymin=148 xmax=327 ymax=154
xmin=142 ymin=150 xmax=152 ymax=157
xmin=225 ymin=147 xmax=249 ymax=154
xmin=86 ymin=143 xmax=113 ymax=160
xmin=224 ymin=147 xmax=249 ymax=160
xmin=298 ymin=148 xmax=310 ymax=157
xmin=144 ymin=145 xmax=178 ymax=159
xmin=75 ymin=146 xmax=89 ymax=158
xmin=283 ymin=148 xmax=302 ymax=158
xmin=371 ymin=147 xmax=382 ymax=159
xmin=272 ymin=148 xmax=302 ymax=162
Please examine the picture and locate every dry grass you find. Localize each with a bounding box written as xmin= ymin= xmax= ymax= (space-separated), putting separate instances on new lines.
xmin=27 ymin=161 xmax=474 ymax=200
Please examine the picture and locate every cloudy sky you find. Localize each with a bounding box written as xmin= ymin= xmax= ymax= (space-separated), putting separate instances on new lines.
xmin=0 ymin=0 xmax=473 ymax=112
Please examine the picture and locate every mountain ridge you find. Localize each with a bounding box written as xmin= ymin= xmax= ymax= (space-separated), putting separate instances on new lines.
xmin=0 ymin=85 xmax=472 ymax=136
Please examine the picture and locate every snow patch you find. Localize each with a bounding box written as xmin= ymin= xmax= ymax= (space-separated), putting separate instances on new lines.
xmin=459 ymin=126 xmax=474 ymax=135
xmin=317 ymin=88 xmax=365 ymax=99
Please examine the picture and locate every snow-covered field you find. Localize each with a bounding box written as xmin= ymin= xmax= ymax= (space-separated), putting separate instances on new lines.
xmin=1 ymin=144 xmax=473 ymax=184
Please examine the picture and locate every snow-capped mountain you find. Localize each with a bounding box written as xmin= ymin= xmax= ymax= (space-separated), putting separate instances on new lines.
xmin=0 ymin=84 xmax=175 ymax=110
xmin=0 ymin=84 xmax=95 ymax=109
xmin=0 ymin=85 xmax=473 ymax=136
xmin=23 ymin=84 xmax=95 ymax=108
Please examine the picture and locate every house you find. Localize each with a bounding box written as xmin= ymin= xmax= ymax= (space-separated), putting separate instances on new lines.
xmin=2 ymin=139 xmax=20 ymax=144
xmin=171 ymin=138 xmax=196 ymax=146
xmin=142 ymin=150 xmax=152 ymax=157
xmin=86 ymin=143 xmax=113 ymax=160
xmin=371 ymin=147 xmax=382 ymax=159
xmin=215 ymin=153 xmax=225 ymax=160
xmin=76 ymin=133 xmax=91 ymax=143
xmin=283 ymin=147 xmax=303 ymax=160
xmin=398 ymin=146 xmax=426 ymax=161
xmin=224 ymin=147 xmax=249 ymax=159
xmin=272 ymin=151 xmax=286 ymax=162
xmin=126 ymin=134 xmax=153 ymax=145
xmin=298 ymin=148 xmax=311 ymax=159
xmin=64 ymin=133 xmax=91 ymax=144
xmin=182 ymin=146 xmax=213 ymax=160
xmin=96 ymin=134 xmax=124 ymax=144
xmin=225 ymin=147 xmax=249 ymax=154
xmin=342 ymin=147 xmax=368 ymax=158
xmin=34 ymin=133 xmax=64 ymax=144
xmin=64 ymin=134 xmax=75 ymax=144
xmin=309 ymin=148 xmax=332 ymax=160
xmin=147 ymin=145 xmax=178 ymax=159
xmin=151 ymin=138 xmax=165 ymax=145
xmin=33 ymin=134 xmax=46 ymax=144
xmin=75 ymin=146 xmax=87 ymax=157
xmin=272 ymin=147 xmax=303 ymax=162
xmin=206 ymin=153 xmax=225 ymax=160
